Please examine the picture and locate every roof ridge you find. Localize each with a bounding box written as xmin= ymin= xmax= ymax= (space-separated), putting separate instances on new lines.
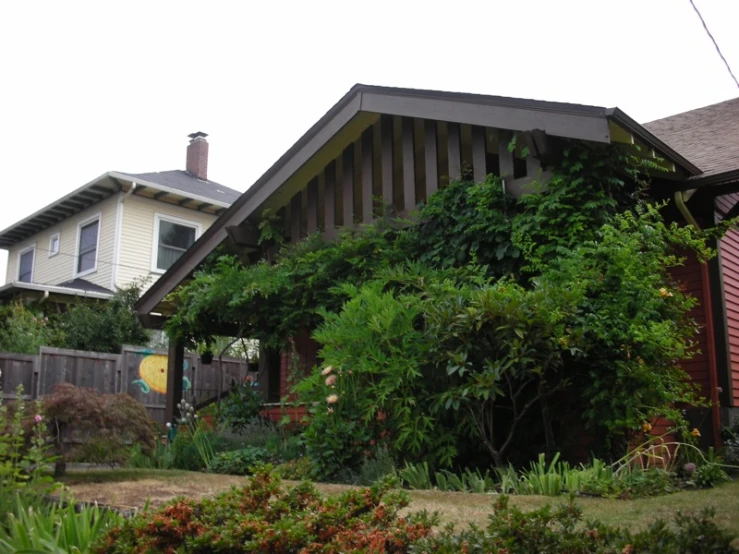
xmin=644 ymin=96 xmax=739 ymax=125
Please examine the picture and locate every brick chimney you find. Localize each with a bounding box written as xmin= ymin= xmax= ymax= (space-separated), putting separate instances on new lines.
xmin=186 ymin=131 xmax=209 ymax=180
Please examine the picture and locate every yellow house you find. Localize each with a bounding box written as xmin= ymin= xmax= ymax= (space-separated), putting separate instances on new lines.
xmin=0 ymin=133 xmax=241 ymax=303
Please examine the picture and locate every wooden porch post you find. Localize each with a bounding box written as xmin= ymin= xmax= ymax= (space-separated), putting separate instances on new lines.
xmin=402 ymin=117 xmax=416 ymax=213
xmin=424 ymin=120 xmax=438 ymax=198
xmin=472 ymin=125 xmax=487 ymax=184
xmin=165 ymin=337 xmax=185 ymax=425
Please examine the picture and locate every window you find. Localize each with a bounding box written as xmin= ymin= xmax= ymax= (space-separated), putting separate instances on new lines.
xmin=76 ymin=216 xmax=100 ymax=276
xmin=154 ymin=215 xmax=199 ymax=272
xmin=49 ymin=232 xmax=60 ymax=257
xmin=18 ymin=247 xmax=34 ymax=283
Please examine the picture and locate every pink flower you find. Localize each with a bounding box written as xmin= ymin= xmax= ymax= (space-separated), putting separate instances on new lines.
xmin=325 ymin=374 xmax=337 ymax=386
xmin=34 ymin=414 xmax=42 ymax=423
xmin=321 ymin=366 xmax=333 ymax=376
xmin=326 ymin=394 xmax=338 ymax=404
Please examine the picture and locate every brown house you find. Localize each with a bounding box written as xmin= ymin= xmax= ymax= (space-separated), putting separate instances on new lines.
xmin=134 ymin=85 xmax=739 ymax=444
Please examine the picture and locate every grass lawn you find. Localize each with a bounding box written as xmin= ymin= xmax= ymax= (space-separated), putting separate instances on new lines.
xmin=61 ymin=469 xmax=739 ymax=536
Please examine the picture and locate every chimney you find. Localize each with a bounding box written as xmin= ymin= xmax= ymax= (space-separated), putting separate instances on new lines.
xmin=186 ymin=131 xmax=209 ymax=180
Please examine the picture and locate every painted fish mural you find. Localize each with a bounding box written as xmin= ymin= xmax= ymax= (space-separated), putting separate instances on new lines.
xmin=131 ymin=350 xmax=190 ymax=394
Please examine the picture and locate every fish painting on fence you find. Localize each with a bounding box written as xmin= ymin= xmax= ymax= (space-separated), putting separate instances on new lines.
xmin=131 ymin=350 xmax=191 ymax=394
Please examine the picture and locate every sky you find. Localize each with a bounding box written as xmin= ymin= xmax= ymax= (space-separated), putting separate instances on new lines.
xmin=0 ymin=0 xmax=737 ymax=283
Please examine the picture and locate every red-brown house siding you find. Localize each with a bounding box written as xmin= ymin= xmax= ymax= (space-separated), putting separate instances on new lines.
xmin=717 ymin=193 xmax=739 ymax=407
xmin=669 ymin=250 xmax=712 ymax=398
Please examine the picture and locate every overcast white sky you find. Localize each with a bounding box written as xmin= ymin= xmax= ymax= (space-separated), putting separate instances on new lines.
xmin=1 ymin=0 xmax=737 ymax=283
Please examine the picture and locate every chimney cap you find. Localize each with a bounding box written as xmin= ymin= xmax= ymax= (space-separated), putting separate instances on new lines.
xmin=188 ymin=131 xmax=209 ymax=141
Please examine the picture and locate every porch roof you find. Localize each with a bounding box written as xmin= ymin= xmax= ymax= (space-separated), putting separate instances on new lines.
xmin=135 ymin=84 xmax=705 ymax=321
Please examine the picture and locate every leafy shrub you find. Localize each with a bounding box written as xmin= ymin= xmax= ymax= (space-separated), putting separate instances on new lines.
xmin=0 ymin=494 xmax=123 ymax=554
xmin=207 ymin=446 xmax=270 ymax=475
xmin=721 ymin=418 xmax=739 ymax=466
xmin=694 ymin=462 xmax=730 ymax=488
xmin=53 ymin=282 xmax=150 ymax=353
xmin=358 ymin=446 xmax=397 ymax=485
xmin=399 ymin=462 xmax=433 ymax=490
xmin=0 ymin=382 xmax=57 ymax=518
xmin=273 ymin=457 xmax=312 ymax=480
xmin=42 ymin=383 xmax=156 ymax=476
xmin=410 ymin=496 xmax=736 ymax=554
xmin=0 ymin=302 xmax=58 ymax=354
xmin=219 ymin=382 xmax=264 ymax=432
xmin=94 ymin=469 xmax=436 ymax=553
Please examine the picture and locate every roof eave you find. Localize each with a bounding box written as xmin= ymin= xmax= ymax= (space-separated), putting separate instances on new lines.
xmin=108 ymin=172 xmax=232 ymax=209
xmin=0 ymin=281 xmax=114 ymax=300
xmin=605 ymin=108 xmax=702 ymax=176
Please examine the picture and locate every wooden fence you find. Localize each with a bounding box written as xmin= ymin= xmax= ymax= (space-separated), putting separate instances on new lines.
xmin=0 ymin=346 xmax=255 ymax=426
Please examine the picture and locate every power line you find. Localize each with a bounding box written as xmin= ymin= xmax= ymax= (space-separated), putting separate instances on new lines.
xmin=688 ymin=0 xmax=739 ymax=89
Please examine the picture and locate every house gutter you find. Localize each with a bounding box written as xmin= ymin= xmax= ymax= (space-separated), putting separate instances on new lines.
xmin=674 ymin=190 xmax=722 ymax=448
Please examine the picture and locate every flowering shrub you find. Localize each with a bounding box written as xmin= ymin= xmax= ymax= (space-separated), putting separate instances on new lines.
xmin=94 ymin=469 xmax=436 ymax=553
xmin=0 ymin=302 xmax=56 ymax=354
xmin=0 ymin=380 xmax=57 ymax=516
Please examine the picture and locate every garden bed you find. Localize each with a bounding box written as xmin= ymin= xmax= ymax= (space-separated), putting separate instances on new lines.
xmin=61 ymin=469 xmax=739 ymax=536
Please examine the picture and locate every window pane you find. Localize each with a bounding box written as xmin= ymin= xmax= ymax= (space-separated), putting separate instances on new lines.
xmin=78 ymin=251 xmax=96 ymax=273
xmin=157 ymin=245 xmax=186 ymax=271
xmin=19 ymin=250 xmax=33 ymax=283
xmin=80 ymin=220 xmax=99 ymax=252
xmin=50 ymin=236 xmax=59 ymax=253
xmin=159 ymin=221 xmax=196 ymax=250
xmin=77 ymin=220 xmax=99 ymax=273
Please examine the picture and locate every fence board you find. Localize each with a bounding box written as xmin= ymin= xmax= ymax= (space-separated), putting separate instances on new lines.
xmin=0 ymin=347 xmax=250 ymax=427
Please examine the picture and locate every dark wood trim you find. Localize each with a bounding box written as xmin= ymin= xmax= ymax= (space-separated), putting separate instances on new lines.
xmin=196 ymin=202 xmax=211 ymax=211
xmin=342 ymin=146 xmax=354 ymax=227
xmin=447 ymin=122 xmax=461 ymax=181
xmin=165 ymin=338 xmax=185 ymax=425
xmin=380 ymin=115 xmax=394 ymax=209
xmin=178 ymin=198 xmax=191 ymax=206
xmin=361 ymin=128 xmax=374 ymax=223
xmin=498 ymin=130 xmax=515 ymax=180
xmin=471 ymin=125 xmax=486 ymax=184
xmin=154 ymin=191 xmax=169 ymax=200
xmin=290 ymin=193 xmax=302 ymax=243
xmin=324 ymin=160 xmax=336 ymax=238
xmin=402 ymin=117 xmax=416 ymax=212
xmin=306 ymin=178 xmax=318 ymax=234
xmin=424 ymin=120 xmax=438 ymax=198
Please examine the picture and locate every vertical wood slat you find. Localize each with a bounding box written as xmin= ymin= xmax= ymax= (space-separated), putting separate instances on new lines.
xmin=361 ymin=128 xmax=374 ymax=223
xmin=342 ymin=146 xmax=354 ymax=227
xmin=290 ymin=193 xmax=302 ymax=243
xmin=424 ymin=120 xmax=438 ymax=197
xmin=380 ymin=115 xmax=394 ymax=211
xmin=306 ymin=178 xmax=318 ymax=234
xmin=165 ymin=339 xmax=185 ymax=425
xmin=402 ymin=117 xmax=416 ymax=212
xmin=472 ymin=125 xmax=487 ymax=184
xmin=447 ymin=122 xmax=462 ymax=181
xmin=324 ymin=161 xmax=336 ymax=238
xmin=498 ymin=130 xmax=515 ymax=179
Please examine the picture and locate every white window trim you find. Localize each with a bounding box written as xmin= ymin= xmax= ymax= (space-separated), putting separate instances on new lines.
xmin=17 ymin=244 xmax=36 ymax=283
xmin=48 ymin=232 xmax=61 ymax=257
xmin=151 ymin=212 xmax=202 ymax=274
xmin=74 ymin=212 xmax=102 ymax=278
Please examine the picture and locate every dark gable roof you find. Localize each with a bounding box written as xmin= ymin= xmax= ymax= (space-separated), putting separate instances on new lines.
xmin=57 ymin=278 xmax=114 ymax=295
xmin=644 ymin=97 xmax=739 ymax=177
xmin=120 ymin=170 xmax=243 ymax=205
xmin=135 ymin=83 xmax=705 ymax=318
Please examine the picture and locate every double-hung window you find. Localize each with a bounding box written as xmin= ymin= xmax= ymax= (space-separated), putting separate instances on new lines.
xmin=17 ymin=246 xmax=35 ymax=283
xmin=154 ymin=215 xmax=200 ymax=272
xmin=76 ymin=215 xmax=100 ymax=276
xmin=49 ymin=232 xmax=60 ymax=257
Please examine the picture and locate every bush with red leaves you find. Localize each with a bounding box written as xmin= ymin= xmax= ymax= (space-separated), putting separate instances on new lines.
xmin=94 ymin=468 xmax=436 ymax=554
xmin=42 ymin=383 xmax=156 ymax=475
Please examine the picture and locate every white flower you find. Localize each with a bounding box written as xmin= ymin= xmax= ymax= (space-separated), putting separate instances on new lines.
xmin=166 ymin=422 xmax=172 ymax=428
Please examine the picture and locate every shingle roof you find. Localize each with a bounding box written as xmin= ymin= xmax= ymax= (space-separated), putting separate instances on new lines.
xmin=643 ymin=97 xmax=739 ymax=177
xmin=57 ymin=278 xmax=114 ymax=295
xmin=120 ymin=170 xmax=242 ymax=205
